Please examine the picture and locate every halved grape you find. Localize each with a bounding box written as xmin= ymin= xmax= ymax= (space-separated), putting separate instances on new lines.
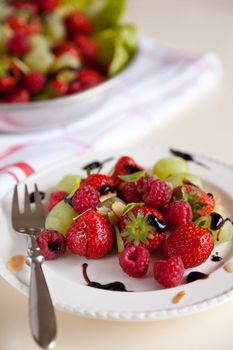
xmin=166 ymin=172 xmax=203 ymax=189
xmin=195 ymin=215 xmax=233 ymax=244
xmin=152 ymin=157 xmax=188 ymax=180
xmin=50 ymin=53 xmax=81 ymax=73
xmin=30 ymin=34 xmax=51 ymax=50
xmin=24 ymin=47 xmax=54 ymax=73
xmin=45 ymin=201 xmax=77 ymax=235
xmin=43 ymin=14 xmax=66 ymax=43
xmin=56 ymin=175 xmax=79 ymax=193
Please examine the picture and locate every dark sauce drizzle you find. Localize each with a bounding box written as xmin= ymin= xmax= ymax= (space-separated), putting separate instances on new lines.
xmin=29 ymin=191 xmax=45 ymax=203
xmin=83 ymin=157 xmax=114 ymax=172
xmin=211 ymin=254 xmax=222 ymax=262
xmin=99 ymin=185 xmax=119 ymax=196
xmin=148 ymin=214 xmax=167 ymax=233
xmin=82 ymin=263 xmax=130 ymax=292
xmin=126 ymin=165 xmax=142 ymax=174
xmin=169 ymin=148 xmax=208 ymax=169
xmin=210 ymin=212 xmax=225 ymax=231
xmin=186 ymin=271 xmax=209 ymax=283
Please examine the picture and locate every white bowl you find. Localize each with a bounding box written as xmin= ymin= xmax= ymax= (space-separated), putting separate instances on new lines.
xmin=0 ymin=54 xmax=138 ymax=133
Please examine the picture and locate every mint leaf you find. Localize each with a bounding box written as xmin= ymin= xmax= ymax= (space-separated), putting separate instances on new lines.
xmin=118 ymin=169 xmax=146 ymax=183
xmin=115 ymin=226 xmax=124 ymax=253
xmin=123 ymin=202 xmax=144 ymax=215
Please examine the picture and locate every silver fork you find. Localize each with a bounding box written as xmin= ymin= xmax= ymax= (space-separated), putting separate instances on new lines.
xmin=12 ymin=184 xmax=57 ymax=349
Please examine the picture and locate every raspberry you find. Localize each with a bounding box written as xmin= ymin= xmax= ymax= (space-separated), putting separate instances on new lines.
xmin=50 ymin=79 xmax=69 ymax=96
xmin=23 ymin=72 xmax=46 ymax=95
xmin=4 ymin=89 xmax=30 ymax=103
xmin=143 ymin=178 xmax=172 ymax=209
xmin=74 ymin=35 xmax=98 ymax=64
xmin=163 ymin=200 xmax=192 ymax=227
xmin=153 ymin=256 xmax=185 ymax=288
xmin=119 ymin=244 xmax=150 ymax=278
xmin=8 ymin=31 xmax=32 ymax=55
xmin=120 ymin=182 xmax=142 ymax=203
xmin=48 ymin=191 xmax=67 ymax=211
xmin=69 ymin=69 xmax=104 ymax=94
xmin=72 ymin=185 xmax=100 ymax=214
xmin=35 ymin=0 xmax=60 ymax=12
xmin=37 ymin=230 xmax=66 ymax=260
xmin=53 ymin=40 xmax=81 ymax=59
xmin=65 ymin=12 xmax=92 ymax=38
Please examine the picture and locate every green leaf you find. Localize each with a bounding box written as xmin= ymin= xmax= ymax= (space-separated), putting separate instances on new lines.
xmin=118 ymin=169 xmax=146 ymax=183
xmin=123 ymin=202 xmax=144 ymax=215
xmin=89 ymin=0 xmax=126 ymax=33
xmin=115 ymin=226 xmax=124 ymax=253
xmin=94 ymin=24 xmax=138 ymax=77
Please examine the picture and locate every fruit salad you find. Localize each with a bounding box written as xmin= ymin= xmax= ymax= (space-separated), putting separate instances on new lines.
xmin=36 ymin=153 xmax=233 ymax=290
xmin=0 ymin=0 xmax=137 ymax=103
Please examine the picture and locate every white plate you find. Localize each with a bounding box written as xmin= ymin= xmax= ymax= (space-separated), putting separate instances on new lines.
xmin=0 ymin=148 xmax=233 ymax=321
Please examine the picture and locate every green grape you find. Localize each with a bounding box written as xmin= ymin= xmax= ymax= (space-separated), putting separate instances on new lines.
xmin=152 ymin=157 xmax=189 ymax=180
xmin=57 ymin=175 xmax=79 ymax=193
xmin=30 ymin=34 xmax=51 ymax=50
xmin=166 ymin=172 xmax=203 ymax=189
xmin=24 ymin=47 xmax=54 ymax=73
xmin=43 ymin=14 xmax=66 ymax=43
xmin=45 ymin=201 xmax=77 ymax=236
xmin=217 ymin=220 xmax=233 ymax=244
xmin=50 ymin=53 xmax=81 ymax=73
xmin=195 ymin=215 xmax=233 ymax=245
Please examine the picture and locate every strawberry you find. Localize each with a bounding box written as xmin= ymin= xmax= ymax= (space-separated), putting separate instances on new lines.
xmin=163 ymin=223 xmax=214 ymax=268
xmin=74 ymin=35 xmax=98 ymax=64
xmin=49 ymin=79 xmax=69 ymax=97
xmin=65 ymin=12 xmax=92 ymax=38
xmin=48 ymin=191 xmax=67 ymax=211
xmin=35 ymin=0 xmax=60 ymax=12
xmin=153 ymin=256 xmax=185 ymax=288
xmin=112 ymin=156 xmax=144 ymax=188
xmin=72 ymin=185 xmax=100 ymax=214
xmin=82 ymin=174 xmax=114 ymax=192
xmin=0 ymin=60 xmax=20 ymax=93
xmin=7 ymin=12 xmax=41 ymax=35
xmin=119 ymin=205 xmax=167 ymax=253
xmin=66 ymin=210 xmax=114 ymax=258
xmin=142 ymin=178 xmax=172 ymax=209
xmin=163 ymin=200 xmax=192 ymax=227
xmin=3 ymin=88 xmax=30 ymax=103
xmin=53 ymin=41 xmax=81 ymax=59
xmin=119 ymin=243 xmax=150 ymax=278
xmin=173 ymin=184 xmax=215 ymax=218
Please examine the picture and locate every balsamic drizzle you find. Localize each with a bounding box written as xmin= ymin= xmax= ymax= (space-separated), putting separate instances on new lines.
xmin=83 ymin=157 xmax=114 ymax=172
xmin=186 ymin=271 xmax=209 ymax=283
xmin=82 ymin=263 xmax=129 ymax=292
xmin=148 ymin=214 xmax=167 ymax=233
xmin=29 ymin=191 xmax=45 ymax=203
xmin=169 ymin=148 xmax=208 ymax=169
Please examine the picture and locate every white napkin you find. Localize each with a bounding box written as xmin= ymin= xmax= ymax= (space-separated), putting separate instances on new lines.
xmin=0 ymin=36 xmax=222 ymax=199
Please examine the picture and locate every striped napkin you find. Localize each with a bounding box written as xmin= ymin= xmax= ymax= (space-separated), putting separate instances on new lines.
xmin=0 ymin=36 xmax=222 ymax=199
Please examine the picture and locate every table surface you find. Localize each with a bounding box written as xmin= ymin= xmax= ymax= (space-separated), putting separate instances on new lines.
xmin=1 ymin=1 xmax=233 ymax=349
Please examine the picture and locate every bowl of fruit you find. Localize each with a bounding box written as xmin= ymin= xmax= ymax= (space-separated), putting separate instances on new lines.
xmin=0 ymin=0 xmax=138 ymax=132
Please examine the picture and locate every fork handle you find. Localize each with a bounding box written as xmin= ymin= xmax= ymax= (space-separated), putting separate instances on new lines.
xmin=27 ymin=237 xmax=57 ymax=349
